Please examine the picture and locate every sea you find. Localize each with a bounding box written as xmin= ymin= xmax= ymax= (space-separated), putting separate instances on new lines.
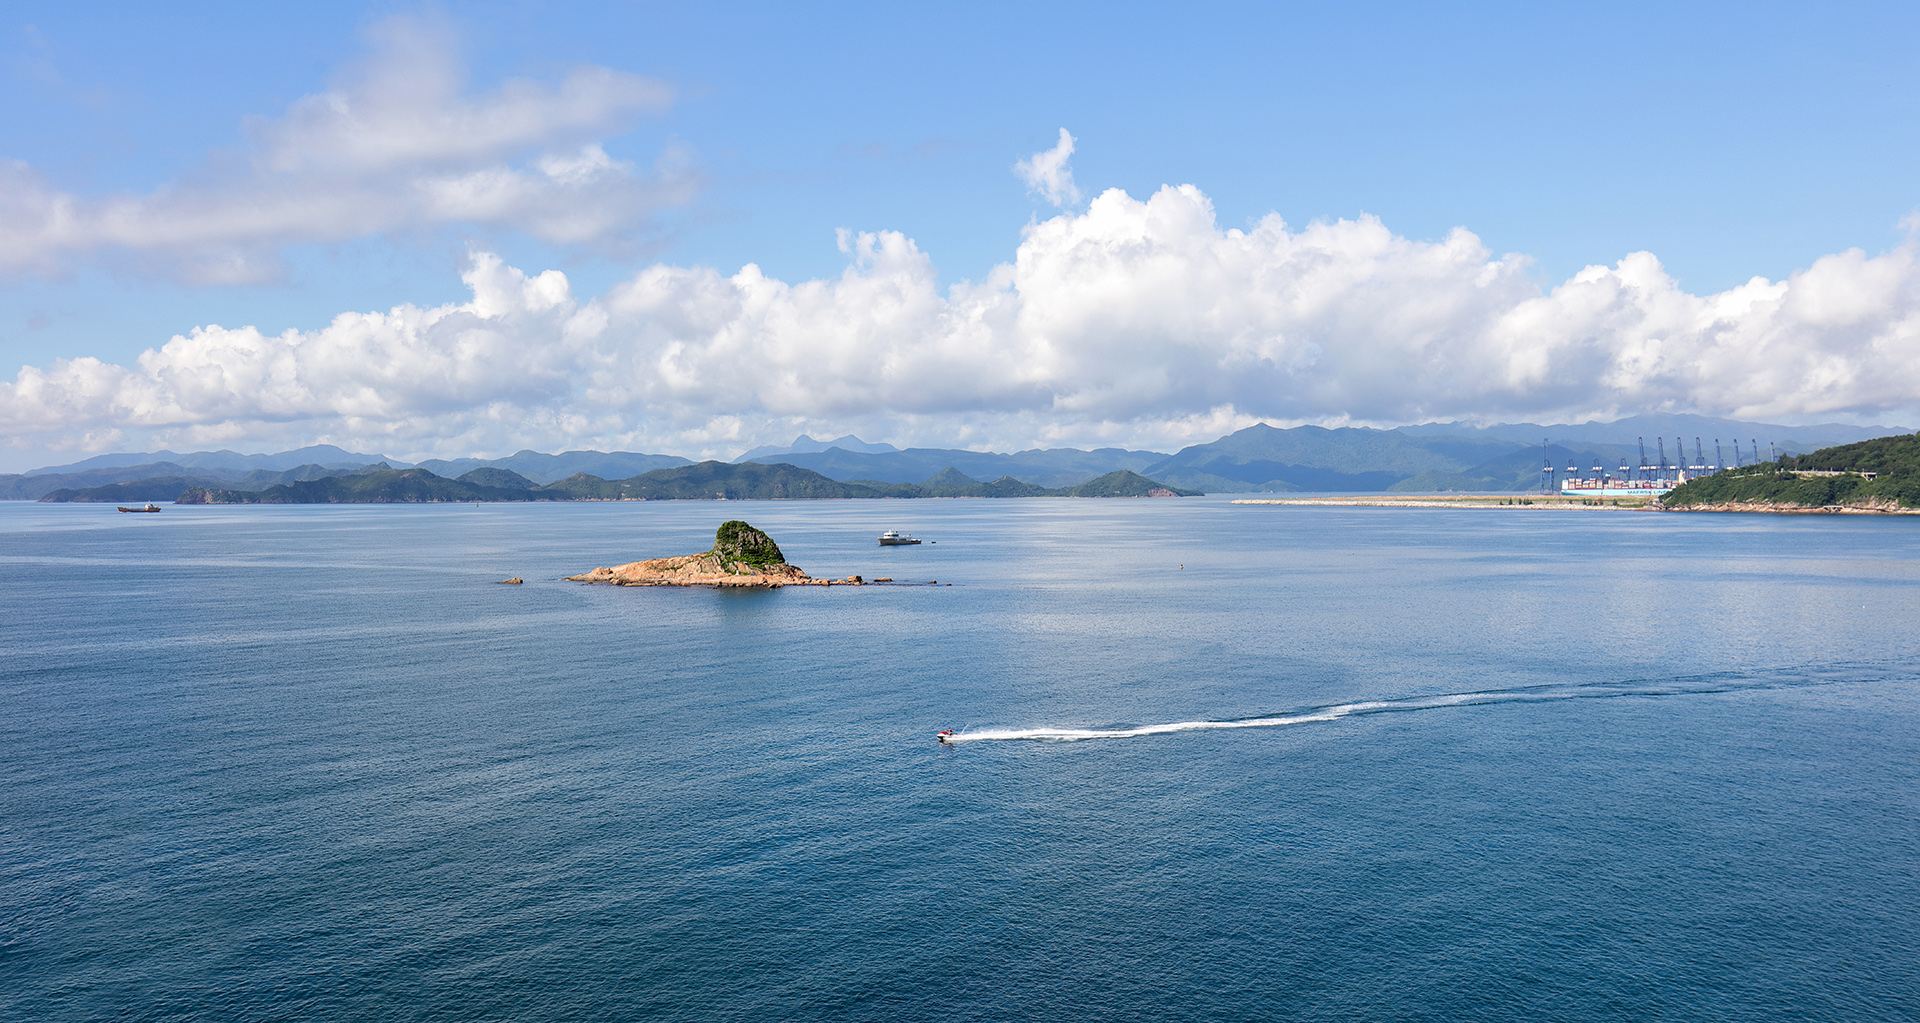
xmin=3 ymin=497 xmax=1918 ymax=1022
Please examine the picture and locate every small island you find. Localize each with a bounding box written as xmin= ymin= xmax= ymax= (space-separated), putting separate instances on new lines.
xmin=567 ymin=520 xmax=862 ymax=588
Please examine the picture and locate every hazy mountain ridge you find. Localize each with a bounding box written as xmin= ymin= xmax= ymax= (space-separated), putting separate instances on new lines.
xmin=1145 ymin=425 xmax=1524 ymax=492
xmin=413 ymin=450 xmax=690 ymax=485
xmin=167 ymin=462 xmax=1201 ymax=503
xmin=11 ymin=415 xmax=1911 ymax=500
xmin=178 ymin=468 xmax=535 ymax=504
xmin=1397 ymin=414 xmax=1904 ymax=451
xmin=1140 ymin=415 xmax=1905 ymax=493
xmin=29 ymin=463 xmax=388 ymax=502
xmin=739 ymin=445 xmax=1169 ymax=487
xmin=23 ymin=445 xmax=405 ymax=476
xmin=735 ymin=434 xmax=901 ymax=460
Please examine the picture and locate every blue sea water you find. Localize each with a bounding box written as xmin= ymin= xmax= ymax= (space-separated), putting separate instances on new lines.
xmin=3 ymin=497 xmax=1918 ymax=1022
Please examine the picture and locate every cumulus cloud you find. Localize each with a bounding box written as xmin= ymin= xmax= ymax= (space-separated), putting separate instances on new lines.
xmin=5 ymin=184 xmax=1919 ymax=462
xmin=1015 ymin=128 xmax=1081 ymax=207
xmin=0 ymin=15 xmax=687 ymax=283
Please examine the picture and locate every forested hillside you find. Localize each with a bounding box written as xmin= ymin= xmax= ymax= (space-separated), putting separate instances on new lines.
xmin=1663 ymin=433 xmax=1920 ymax=509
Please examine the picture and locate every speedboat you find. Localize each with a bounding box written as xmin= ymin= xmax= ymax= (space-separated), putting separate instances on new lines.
xmin=878 ymin=530 xmax=922 ymax=546
xmin=936 ymin=729 xmax=956 ymax=744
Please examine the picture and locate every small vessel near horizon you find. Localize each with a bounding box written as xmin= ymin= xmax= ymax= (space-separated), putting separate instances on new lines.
xmin=117 ymin=503 xmax=162 ymax=513
xmin=878 ymin=530 xmax=922 ymax=546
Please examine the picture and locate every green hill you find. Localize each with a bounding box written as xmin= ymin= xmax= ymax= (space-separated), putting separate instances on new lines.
xmin=40 ymin=477 xmax=218 ymax=503
xmin=544 ymin=461 xmax=886 ymax=500
xmin=918 ymin=466 xmax=979 ymax=488
xmin=456 ymin=467 xmax=537 ymax=490
xmin=177 ymin=468 xmax=531 ymax=504
xmin=1663 ymin=433 xmax=1920 ymax=509
xmin=840 ymin=475 xmax=1038 ymax=498
xmin=1065 ymin=470 xmax=1204 ymax=497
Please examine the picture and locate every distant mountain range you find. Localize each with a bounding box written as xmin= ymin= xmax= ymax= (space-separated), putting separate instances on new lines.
xmin=734 ymin=434 xmax=900 ymax=459
xmin=408 ymin=450 xmax=690 ymax=483
xmin=746 ymin=415 xmax=1910 ymax=494
xmin=154 ymin=463 xmax=1200 ymax=504
xmin=14 ymin=461 xmax=393 ymax=502
xmin=1395 ymin=413 xmax=1904 ymax=451
xmin=8 ymin=414 xmax=1909 ymax=501
xmin=18 ymin=445 xmax=396 ymax=476
xmin=739 ymin=445 xmax=1169 ymax=488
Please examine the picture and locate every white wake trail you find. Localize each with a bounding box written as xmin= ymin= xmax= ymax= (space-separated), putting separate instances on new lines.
xmin=938 ymin=675 xmax=1839 ymax=745
xmin=948 ymin=709 xmax=1350 ymax=743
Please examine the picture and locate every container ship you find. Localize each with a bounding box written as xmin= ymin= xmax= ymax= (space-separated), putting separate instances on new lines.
xmin=1558 ymin=476 xmax=1684 ymax=497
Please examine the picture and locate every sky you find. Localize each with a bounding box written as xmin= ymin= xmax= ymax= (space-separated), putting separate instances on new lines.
xmin=2 ymin=0 xmax=1918 ymax=469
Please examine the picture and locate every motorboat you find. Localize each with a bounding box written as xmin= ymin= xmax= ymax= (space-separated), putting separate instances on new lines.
xmin=878 ymin=530 xmax=922 ymax=546
xmin=117 ymin=503 xmax=162 ymax=513
xmin=936 ymin=729 xmax=956 ymax=744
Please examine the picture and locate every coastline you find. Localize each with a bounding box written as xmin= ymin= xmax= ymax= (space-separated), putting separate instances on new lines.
xmin=1662 ymin=501 xmax=1920 ymax=515
xmin=1232 ymin=494 xmax=1920 ymax=515
xmin=1231 ymin=495 xmax=1656 ymax=510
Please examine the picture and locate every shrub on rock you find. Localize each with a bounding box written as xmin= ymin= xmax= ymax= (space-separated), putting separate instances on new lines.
xmin=712 ymin=520 xmax=786 ymax=567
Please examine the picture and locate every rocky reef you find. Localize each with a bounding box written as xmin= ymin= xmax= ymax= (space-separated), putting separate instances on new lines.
xmin=566 ymin=520 xmax=864 ymax=588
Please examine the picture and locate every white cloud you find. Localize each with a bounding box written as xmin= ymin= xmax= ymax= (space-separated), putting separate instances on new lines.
xmin=0 ymin=15 xmax=687 ymax=284
xmin=5 ymin=184 xmax=1919 ymax=464
xmin=1015 ymin=128 xmax=1081 ymax=207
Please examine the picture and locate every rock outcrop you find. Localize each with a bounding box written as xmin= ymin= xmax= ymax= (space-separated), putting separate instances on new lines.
xmin=566 ymin=520 xmax=860 ymax=588
xmin=712 ymin=519 xmax=786 ymax=566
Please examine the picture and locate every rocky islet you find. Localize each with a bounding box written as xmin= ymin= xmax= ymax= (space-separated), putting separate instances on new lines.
xmin=566 ymin=520 xmax=869 ymax=588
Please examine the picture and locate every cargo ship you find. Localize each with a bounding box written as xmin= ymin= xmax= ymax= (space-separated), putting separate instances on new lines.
xmin=1558 ymin=477 xmax=1682 ymax=498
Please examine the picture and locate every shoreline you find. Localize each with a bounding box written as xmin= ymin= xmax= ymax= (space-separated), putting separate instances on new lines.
xmin=1230 ymin=495 xmax=1656 ymax=510
xmin=1663 ymin=501 xmax=1920 ymax=515
xmin=1232 ymin=494 xmax=1920 ymax=515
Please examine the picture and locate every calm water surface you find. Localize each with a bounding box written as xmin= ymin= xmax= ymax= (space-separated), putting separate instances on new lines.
xmin=3 ymin=498 xmax=1918 ymax=1021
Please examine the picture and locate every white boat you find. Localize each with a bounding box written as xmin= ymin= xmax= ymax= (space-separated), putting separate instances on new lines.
xmin=878 ymin=530 xmax=922 ymax=546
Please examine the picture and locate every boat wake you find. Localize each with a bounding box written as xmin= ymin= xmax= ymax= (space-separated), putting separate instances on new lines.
xmin=939 ymin=669 xmax=1893 ymax=744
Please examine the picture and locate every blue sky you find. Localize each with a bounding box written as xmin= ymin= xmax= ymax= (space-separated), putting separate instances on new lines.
xmin=3 ymin=1 xmax=1918 ymax=468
